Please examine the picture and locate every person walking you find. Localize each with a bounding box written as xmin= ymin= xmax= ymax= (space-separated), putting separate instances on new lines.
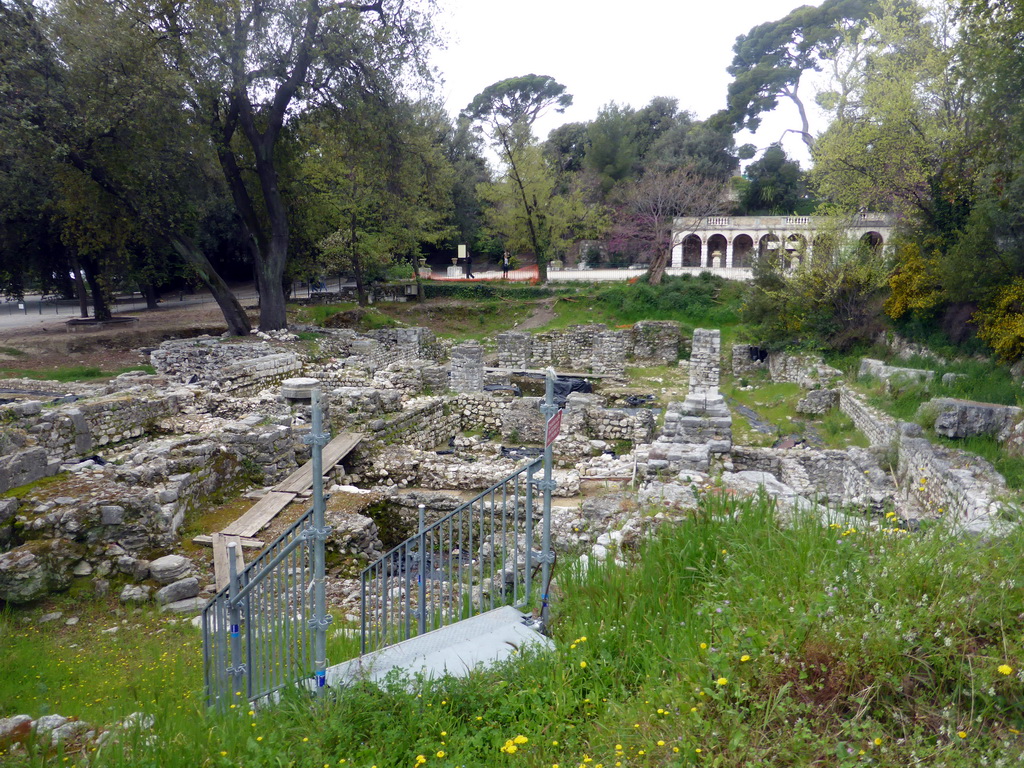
xmin=464 ymin=251 xmax=475 ymax=279
xmin=502 ymin=252 xmax=511 ymax=278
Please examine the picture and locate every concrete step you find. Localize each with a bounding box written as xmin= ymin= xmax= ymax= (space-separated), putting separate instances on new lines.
xmin=325 ymin=606 xmax=552 ymax=688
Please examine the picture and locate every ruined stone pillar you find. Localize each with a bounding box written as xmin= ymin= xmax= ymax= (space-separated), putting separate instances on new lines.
xmin=450 ymin=340 xmax=484 ymax=393
xmin=671 ymin=242 xmax=682 ymax=268
xmin=496 ymin=331 xmax=530 ymax=369
xmin=726 ymin=239 xmax=734 ymax=269
xmin=592 ymin=330 xmax=627 ymax=377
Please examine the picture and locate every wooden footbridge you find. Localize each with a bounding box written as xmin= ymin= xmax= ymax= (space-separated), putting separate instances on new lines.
xmin=195 ymin=432 xmax=362 ymax=590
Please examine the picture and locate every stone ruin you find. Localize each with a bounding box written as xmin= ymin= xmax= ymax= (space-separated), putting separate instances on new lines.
xmin=1 ymin=318 xmax=1020 ymax=609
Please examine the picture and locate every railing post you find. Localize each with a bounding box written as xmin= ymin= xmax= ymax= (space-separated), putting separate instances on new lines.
xmin=227 ymin=542 xmax=246 ymax=703
xmin=304 ymin=390 xmax=333 ymax=697
xmin=538 ymin=369 xmax=559 ymax=628
xmin=418 ymin=504 xmax=427 ymax=635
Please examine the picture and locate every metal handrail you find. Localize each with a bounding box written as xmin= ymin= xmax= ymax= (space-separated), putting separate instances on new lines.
xmin=202 ymin=391 xmax=333 ymax=708
xmin=359 ymin=457 xmax=543 ymax=654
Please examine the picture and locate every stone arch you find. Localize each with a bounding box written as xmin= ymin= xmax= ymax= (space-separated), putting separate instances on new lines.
xmin=758 ymin=233 xmax=780 ymax=258
xmin=812 ymin=232 xmax=838 ymax=260
xmin=860 ymin=231 xmax=884 ymax=252
xmin=786 ymin=234 xmax=808 ymax=267
xmin=707 ymin=234 xmax=728 ymax=268
xmin=681 ymin=234 xmax=702 ymax=267
xmin=732 ymin=234 xmax=754 ymax=268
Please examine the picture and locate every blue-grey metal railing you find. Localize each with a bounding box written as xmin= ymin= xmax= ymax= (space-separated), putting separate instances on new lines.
xmin=359 ymin=368 xmax=560 ymax=654
xmin=202 ymin=391 xmax=333 ymax=708
xmin=359 ymin=456 xmax=543 ymax=654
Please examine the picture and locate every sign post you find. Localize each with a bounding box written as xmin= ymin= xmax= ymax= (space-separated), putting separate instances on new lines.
xmin=545 ymin=409 xmax=562 ymax=448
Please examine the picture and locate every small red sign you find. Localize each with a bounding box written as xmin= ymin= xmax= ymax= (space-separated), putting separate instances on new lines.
xmin=545 ymin=410 xmax=563 ymax=448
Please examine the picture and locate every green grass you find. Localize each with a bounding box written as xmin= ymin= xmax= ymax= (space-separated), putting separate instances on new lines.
xmin=0 ymin=365 xmax=155 ymax=383
xmin=544 ymin=275 xmax=748 ymax=336
xmin=817 ymin=407 xmax=870 ymax=449
xmin=4 ymin=495 xmax=1022 ymax=767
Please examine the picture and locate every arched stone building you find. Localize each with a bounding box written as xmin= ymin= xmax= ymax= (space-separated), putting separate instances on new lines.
xmin=669 ymin=213 xmax=895 ymax=278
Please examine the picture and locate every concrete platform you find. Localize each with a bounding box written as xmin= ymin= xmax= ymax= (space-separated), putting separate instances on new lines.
xmin=325 ymin=606 xmax=552 ymax=688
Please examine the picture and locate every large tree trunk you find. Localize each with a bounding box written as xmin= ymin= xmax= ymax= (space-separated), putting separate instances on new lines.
xmin=78 ymin=252 xmax=112 ymax=321
xmin=143 ymin=283 xmax=159 ymax=310
xmin=167 ymin=233 xmax=251 ymax=335
xmin=647 ymin=250 xmax=669 ymax=285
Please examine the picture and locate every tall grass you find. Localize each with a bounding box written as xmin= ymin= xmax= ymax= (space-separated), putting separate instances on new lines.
xmin=6 ymin=493 xmax=1022 ymax=767
xmin=0 ymin=365 xmax=155 ymax=382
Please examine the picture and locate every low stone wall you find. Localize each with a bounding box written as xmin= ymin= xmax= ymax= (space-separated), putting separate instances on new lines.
xmin=363 ymin=397 xmax=460 ymax=451
xmin=217 ymin=353 xmax=302 ymax=396
xmin=731 ymin=344 xmax=767 ymax=378
xmin=768 ymin=353 xmax=844 ymax=388
xmin=859 ymin=358 xmax=934 ymax=385
xmin=328 ymin=387 xmax=404 ymax=430
xmin=838 ymin=388 xmax=898 ymax=446
xmin=0 ymin=389 xmax=187 ymax=493
xmin=497 ymin=322 xmax=683 ymax=372
xmin=630 ymin=321 xmax=683 ymax=364
xmin=839 ymin=387 xmax=1008 ymax=530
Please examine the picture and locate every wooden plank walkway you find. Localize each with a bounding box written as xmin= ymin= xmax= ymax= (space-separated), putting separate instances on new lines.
xmin=212 ymin=533 xmax=247 ymax=592
xmin=192 ymin=533 xmax=263 ymax=549
xmin=274 ymin=432 xmax=363 ymax=494
xmin=220 ymin=491 xmax=296 ymax=537
xmin=209 ymin=432 xmax=363 ymax=590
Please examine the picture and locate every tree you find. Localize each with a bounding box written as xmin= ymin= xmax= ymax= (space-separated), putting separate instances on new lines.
xmin=463 ymin=75 xmax=574 ymax=282
xmin=584 ymin=103 xmax=640 ymax=194
xmin=143 ymin=0 xmax=436 ymax=331
xmin=477 ymin=145 xmax=605 ymax=275
xmin=810 ymin=0 xmax=967 ymax=224
xmin=611 ymin=168 xmax=725 ymax=285
xmin=743 ymin=220 xmax=892 ymax=350
xmin=0 ymin=0 xmax=252 ymax=332
xmin=717 ymin=0 xmax=882 ymax=149
xmin=294 ymin=97 xmax=455 ymax=306
xmin=543 ymin=122 xmax=589 ymax=176
xmin=740 ymin=145 xmax=809 ymax=214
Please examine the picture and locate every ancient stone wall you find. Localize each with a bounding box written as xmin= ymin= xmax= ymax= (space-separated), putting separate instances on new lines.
xmin=839 ymin=387 xmax=1008 ymax=530
xmin=838 ymin=388 xmax=898 ymax=446
xmin=496 ymin=331 xmax=531 ymax=369
xmin=497 ymin=323 xmax=683 ymax=373
xmin=768 ymin=353 xmax=843 ymax=388
xmin=450 ymin=341 xmax=484 ymax=393
xmin=0 ymin=390 xmax=185 ymax=495
xmin=592 ymin=330 xmax=627 ymax=376
xmin=731 ymin=344 xmax=767 ymax=378
xmin=859 ymin=358 xmax=935 ymax=385
xmin=630 ymin=321 xmax=682 ymax=364
xmin=217 ymin=353 xmax=303 ymax=396
xmin=363 ymin=397 xmax=460 ymax=451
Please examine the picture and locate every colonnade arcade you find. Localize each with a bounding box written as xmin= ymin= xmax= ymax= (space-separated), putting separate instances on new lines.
xmin=670 ymin=214 xmax=893 ymax=271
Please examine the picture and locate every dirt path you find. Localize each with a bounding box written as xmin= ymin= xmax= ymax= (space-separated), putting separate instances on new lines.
xmin=0 ymin=302 xmax=240 ymax=373
xmin=512 ymin=297 xmax=558 ymax=331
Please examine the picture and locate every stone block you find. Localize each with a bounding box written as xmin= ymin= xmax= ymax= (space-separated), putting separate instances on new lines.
xmin=160 ymin=597 xmax=206 ymax=614
xmin=148 ymin=554 xmax=192 ymax=584
xmin=796 ymin=388 xmax=839 ymax=415
xmin=100 ymin=505 xmax=124 ymax=525
xmin=155 ymin=576 xmax=200 ymax=605
xmin=925 ymin=398 xmax=1022 ymax=440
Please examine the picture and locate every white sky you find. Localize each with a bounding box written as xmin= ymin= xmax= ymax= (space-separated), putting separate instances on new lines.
xmin=428 ymin=0 xmax=828 ymax=168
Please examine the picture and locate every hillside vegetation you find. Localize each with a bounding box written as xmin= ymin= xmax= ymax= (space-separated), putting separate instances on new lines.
xmin=3 ymin=493 xmax=1023 ymax=767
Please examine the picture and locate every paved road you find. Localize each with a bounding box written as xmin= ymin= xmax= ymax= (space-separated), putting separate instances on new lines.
xmin=0 ymin=285 xmax=260 ymax=334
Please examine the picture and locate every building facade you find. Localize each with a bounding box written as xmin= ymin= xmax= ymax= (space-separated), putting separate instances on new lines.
xmin=669 ymin=213 xmax=896 ymax=278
